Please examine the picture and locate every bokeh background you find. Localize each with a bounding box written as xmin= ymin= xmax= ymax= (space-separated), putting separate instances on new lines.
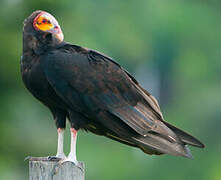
xmin=0 ymin=0 xmax=221 ymax=179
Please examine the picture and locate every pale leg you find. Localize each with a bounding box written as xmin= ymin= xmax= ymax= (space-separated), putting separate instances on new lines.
xmin=65 ymin=128 xmax=78 ymax=164
xmin=55 ymin=128 xmax=66 ymax=159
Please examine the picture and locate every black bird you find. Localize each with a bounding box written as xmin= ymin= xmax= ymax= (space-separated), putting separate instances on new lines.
xmin=21 ymin=10 xmax=204 ymax=164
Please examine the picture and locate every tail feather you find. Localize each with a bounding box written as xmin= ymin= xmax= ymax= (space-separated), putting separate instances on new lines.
xmin=163 ymin=121 xmax=205 ymax=148
xmin=93 ymin=111 xmax=204 ymax=158
xmin=133 ymin=132 xmax=193 ymax=159
xmin=132 ymin=120 xmax=204 ymax=158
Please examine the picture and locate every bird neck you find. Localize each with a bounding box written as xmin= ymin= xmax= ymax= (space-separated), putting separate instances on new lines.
xmin=22 ymin=32 xmax=63 ymax=55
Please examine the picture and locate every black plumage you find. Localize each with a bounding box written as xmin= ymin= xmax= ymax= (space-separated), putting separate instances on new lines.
xmin=21 ymin=10 xmax=204 ymax=160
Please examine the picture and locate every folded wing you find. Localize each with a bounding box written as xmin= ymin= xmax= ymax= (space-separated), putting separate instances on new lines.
xmin=43 ymin=44 xmax=204 ymax=157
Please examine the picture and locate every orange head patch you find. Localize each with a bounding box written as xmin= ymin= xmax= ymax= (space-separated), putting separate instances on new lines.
xmin=33 ymin=12 xmax=55 ymax=32
xmin=33 ymin=11 xmax=64 ymax=42
xmin=35 ymin=16 xmax=53 ymax=31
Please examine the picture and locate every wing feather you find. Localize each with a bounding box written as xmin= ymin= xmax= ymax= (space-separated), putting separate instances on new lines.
xmin=42 ymin=43 xmax=204 ymax=157
xmin=44 ymin=44 xmax=169 ymax=137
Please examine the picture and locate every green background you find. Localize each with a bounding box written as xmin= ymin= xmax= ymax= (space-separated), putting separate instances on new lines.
xmin=0 ymin=0 xmax=220 ymax=179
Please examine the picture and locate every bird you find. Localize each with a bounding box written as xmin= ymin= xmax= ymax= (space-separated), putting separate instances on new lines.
xmin=21 ymin=10 xmax=204 ymax=164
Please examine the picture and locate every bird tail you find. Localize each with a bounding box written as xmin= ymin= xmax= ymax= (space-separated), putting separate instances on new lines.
xmin=131 ymin=120 xmax=204 ymax=158
xmin=93 ymin=110 xmax=204 ymax=158
xmin=132 ymin=131 xmax=193 ymax=159
xmin=162 ymin=121 xmax=205 ymax=148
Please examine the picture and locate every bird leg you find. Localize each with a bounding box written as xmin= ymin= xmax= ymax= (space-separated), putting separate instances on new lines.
xmin=60 ymin=128 xmax=78 ymax=164
xmin=48 ymin=128 xmax=66 ymax=160
xmin=56 ymin=128 xmax=66 ymax=159
xmin=67 ymin=128 xmax=78 ymax=163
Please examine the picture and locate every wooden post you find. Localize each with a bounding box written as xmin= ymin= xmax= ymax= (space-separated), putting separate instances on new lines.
xmin=28 ymin=157 xmax=85 ymax=180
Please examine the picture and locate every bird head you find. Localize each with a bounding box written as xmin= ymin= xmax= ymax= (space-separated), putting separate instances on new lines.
xmin=23 ymin=10 xmax=64 ymax=53
xmin=32 ymin=11 xmax=64 ymax=42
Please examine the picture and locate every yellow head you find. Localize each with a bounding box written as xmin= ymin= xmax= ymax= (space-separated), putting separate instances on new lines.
xmin=33 ymin=11 xmax=64 ymax=42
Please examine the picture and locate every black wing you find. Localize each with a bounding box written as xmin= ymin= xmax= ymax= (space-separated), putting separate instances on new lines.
xmin=43 ymin=43 xmax=204 ymax=157
xmin=44 ymin=44 xmax=163 ymax=136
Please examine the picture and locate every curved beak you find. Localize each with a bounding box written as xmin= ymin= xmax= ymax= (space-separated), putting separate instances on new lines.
xmin=48 ymin=25 xmax=64 ymax=42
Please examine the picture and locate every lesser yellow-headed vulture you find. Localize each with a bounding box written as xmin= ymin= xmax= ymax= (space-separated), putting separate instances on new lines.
xmin=21 ymin=10 xmax=204 ymax=164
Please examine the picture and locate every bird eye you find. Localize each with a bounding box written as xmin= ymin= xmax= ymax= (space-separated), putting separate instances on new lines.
xmin=42 ymin=19 xmax=47 ymax=23
xmin=33 ymin=15 xmax=54 ymax=32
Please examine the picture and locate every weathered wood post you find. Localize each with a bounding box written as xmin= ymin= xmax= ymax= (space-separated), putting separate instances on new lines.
xmin=28 ymin=157 xmax=85 ymax=180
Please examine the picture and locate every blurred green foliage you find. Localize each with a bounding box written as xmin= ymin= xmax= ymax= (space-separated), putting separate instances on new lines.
xmin=0 ymin=0 xmax=220 ymax=179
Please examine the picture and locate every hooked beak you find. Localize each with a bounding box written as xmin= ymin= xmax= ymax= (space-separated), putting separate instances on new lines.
xmin=48 ymin=25 xmax=64 ymax=42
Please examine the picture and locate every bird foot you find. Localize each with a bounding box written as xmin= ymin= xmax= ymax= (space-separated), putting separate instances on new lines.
xmin=58 ymin=157 xmax=83 ymax=171
xmin=47 ymin=156 xmax=62 ymax=161
xmin=59 ymin=157 xmax=78 ymax=165
xmin=52 ymin=159 xmax=83 ymax=175
xmin=47 ymin=153 xmax=66 ymax=161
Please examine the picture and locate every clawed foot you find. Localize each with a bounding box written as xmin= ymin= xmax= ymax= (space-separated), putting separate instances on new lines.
xmin=47 ymin=153 xmax=67 ymax=161
xmin=58 ymin=157 xmax=83 ymax=171
xmin=52 ymin=159 xmax=83 ymax=175
xmin=24 ymin=156 xmax=66 ymax=162
xmin=59 ymin=157 xmax=78 ymax=165
xmin=47 ymin=156 xmax=62 ymax=161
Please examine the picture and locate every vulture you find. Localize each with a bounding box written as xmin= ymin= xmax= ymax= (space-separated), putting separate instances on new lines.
xmin=21 ymin=10 xmax=204 ymax=164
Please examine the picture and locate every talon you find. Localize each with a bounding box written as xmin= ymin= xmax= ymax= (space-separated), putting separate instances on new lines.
xmin=58 ymin=159 xmax=83 ymax=172
xmin=60 ymin=158 xmax=78 ymax=165
xmin=76 ymin=162 xmax=84 ymax=172
xmin=47 ymin=156 xmax=62 ymax=161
